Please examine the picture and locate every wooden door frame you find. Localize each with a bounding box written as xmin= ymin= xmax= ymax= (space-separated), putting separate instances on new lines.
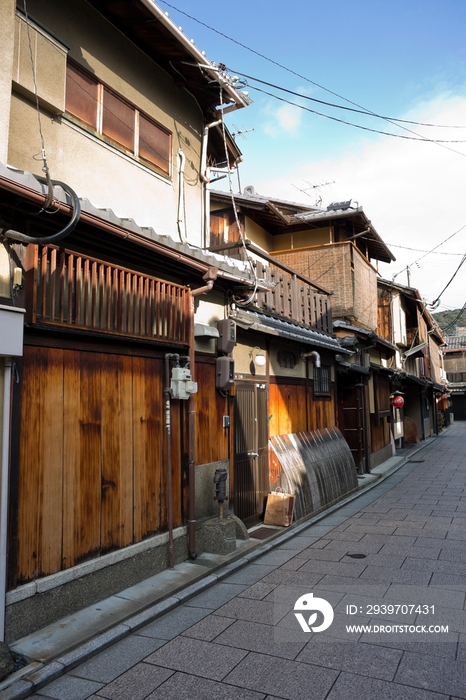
xmin=233 ymin=380 xmax=269 ymax=524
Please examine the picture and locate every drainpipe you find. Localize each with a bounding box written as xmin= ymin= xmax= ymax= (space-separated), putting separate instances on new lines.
xmin=187 ymin=268 xmax=217 ymax=559
xmin=177 ymin=149 xmax=187 ymax=244
xmin=164 ymin=353 xmax=179 ymax=569
xmin=0 ymin=359 xmax=12 ymax=641
xmin=200 ymin=120 xmax=221 ymax=249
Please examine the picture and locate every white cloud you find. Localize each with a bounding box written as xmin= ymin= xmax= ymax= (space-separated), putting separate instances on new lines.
xmin=253 ymin=94 xmax=466 ymax=310
xmin=262 ymin=102 xmax=303 ymax=137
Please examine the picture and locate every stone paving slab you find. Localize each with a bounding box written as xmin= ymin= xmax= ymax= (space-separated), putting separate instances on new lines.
xmin=295 ymin=638 xmax=403 ymax=680
xmin=133 ymin=672 xmax=266 ymax=700
xmin=144 ymin=637 xmax=248 ymax=681
xmin=5 ymin=424 xmax=466 ymax=700
xmin=325 ymin=672 xmax=450 ymax=700
xmin=394 ymin=650 xmax=466 ymax=698
xmin=67 ymin=636 xmax=165 ymax=683
xmin=223 ymin=651 xmax=339 ymax=700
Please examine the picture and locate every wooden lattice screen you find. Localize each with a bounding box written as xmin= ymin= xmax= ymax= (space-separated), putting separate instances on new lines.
xmin=27 ymin=245 xmax=190 ymax=343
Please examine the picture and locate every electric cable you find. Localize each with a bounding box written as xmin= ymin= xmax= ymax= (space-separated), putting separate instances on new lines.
xmin=429 ymin=254 xmax=466 ymax=308
xmin=227 ymin=70 xmax=466 ymax=130
xmin=392 ymin=223 xmax=466 ymax=281
xmin=440 ymin=302 xmax=466 ymax=333
xmin=22 ymin=0 xmax=55 ymax=212
xmin=244 ymin=84 xmax=466 ymax=146
xmin=385 ymin=244 xmax=464 ymax=255
xmin=158 ymin=0 xmax=466 ymax=157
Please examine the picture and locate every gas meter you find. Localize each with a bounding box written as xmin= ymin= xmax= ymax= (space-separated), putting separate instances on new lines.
xmin=171 ymin=365 xmax=198 ymax=400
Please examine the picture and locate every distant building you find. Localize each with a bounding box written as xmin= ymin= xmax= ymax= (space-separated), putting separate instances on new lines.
xmin=442 ymin=336 xmax=466 ymax=420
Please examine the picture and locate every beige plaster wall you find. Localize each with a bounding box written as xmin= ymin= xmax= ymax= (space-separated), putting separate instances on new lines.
xmin=8 ymin=0 xmax=205 ymax=245
xmin=233 ymin=340 xmax=267 ymax=378
xmin=244 ymin=217 xmax=269 ymax=250
xmin=0 ymin=0 xmax=16 ymax=163
xmin=270 ymin=226 xmax=332 ymax=252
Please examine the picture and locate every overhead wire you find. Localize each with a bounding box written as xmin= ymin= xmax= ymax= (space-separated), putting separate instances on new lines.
xmin=384 ymin=244 xmax=464 ymax=256
xmin=158 ymin=0 xmax=466 ymax=157
xmin=440 ymin=302 xmax=466 ymax=333
xmin=408 ymin=223 xmax=466 ymax=268
xmin=241 ymin=84 xmax=466 ymax=146
xmin=227 ymin=70 xmax=466 ymax=130
xmin=22 ymin=0 xmax=55 ymax=212
xmin=429 ymin=254 xmax=466 ymax=308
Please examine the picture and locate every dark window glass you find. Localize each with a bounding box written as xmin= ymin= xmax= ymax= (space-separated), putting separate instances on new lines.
xmin=314 ymin=366 xmax=330 ymax=395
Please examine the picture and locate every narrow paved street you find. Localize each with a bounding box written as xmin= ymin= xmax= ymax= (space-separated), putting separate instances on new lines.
xmin=29 ymin=423 xmax=466 ymax=700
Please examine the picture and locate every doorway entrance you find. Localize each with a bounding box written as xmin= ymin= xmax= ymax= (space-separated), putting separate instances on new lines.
xmin=234 ymin=382 xmax=269 ymax=524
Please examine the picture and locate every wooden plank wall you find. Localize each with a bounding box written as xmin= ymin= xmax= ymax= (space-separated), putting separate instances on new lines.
xmin=370 ymin=415 xmax=391 ymax=454
xmin=195 ymin=359 xmax=230 ymax=465
xmin=269 ymin=380 xmax=336 ymax=437
xmin=12 ymin=344 xmax=182 ymax=587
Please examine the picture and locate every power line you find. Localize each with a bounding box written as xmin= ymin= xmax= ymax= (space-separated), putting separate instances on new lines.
xmin=441 ymin=302 xmax=466 ymax=333
xmin=386 ymin=243 xmax=464 ymax=255
xmin=246 ymin=84 xmax=466 ymax=145
xmin=409 ymin=223 xmax=466 ymax=268
xmin=430 ymin=254 xmax=466 ymax=308
xmin=158 ymin=0 xmax=466 ymax=156
xmin=228 ymin=70 xmax=466 ymax=130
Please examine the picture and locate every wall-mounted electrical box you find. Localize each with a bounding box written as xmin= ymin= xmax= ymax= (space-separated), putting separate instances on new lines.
xmin=0 ymin=305 xmax=25 ymax=356
xmin=216 ymin=356 xmax=235 ymax=391
xmin=217 ymin=319 xmax=236 ymax=354
xmin=171 ymin=366 xmax=198 ymax=400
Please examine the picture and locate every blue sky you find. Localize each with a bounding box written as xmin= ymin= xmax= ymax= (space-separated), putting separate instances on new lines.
xmin=158 ymin=0 xmax=466 ymax=314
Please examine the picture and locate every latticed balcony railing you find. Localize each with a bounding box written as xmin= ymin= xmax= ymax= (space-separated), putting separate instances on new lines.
xmin=253 ymin=259 xmax=332 ymax=334
xmin=27 ymin=245 xmax=190 ymax=344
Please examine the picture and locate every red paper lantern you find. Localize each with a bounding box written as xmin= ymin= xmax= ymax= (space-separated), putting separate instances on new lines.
xmin=391 ymin=395 xmax=404 ymax=408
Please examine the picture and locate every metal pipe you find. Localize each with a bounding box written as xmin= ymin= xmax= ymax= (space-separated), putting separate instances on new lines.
xmin=177 ymin=149 xmax=187 ymax=244
xmin=200 ymin=120 xmax=221 ymax=249
xmin=187 ymin=273 xmax=216 ymax=560
xmin=302 ymin=350 xmax=321 ymax=367
xmin=0 ymin=359 xmax=12 ymax=640
xmin=164 ymin=353 xmax=179 ymax=569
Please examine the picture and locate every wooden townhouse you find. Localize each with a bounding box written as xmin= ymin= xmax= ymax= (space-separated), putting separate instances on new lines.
xmin=210 ymin=189 xmax=400 ymax=473
xmin=0 ymin=0 xmax=256 ymax=642
xmin=0 ymin=0 xmax=438 ymax=649
xmin=209 ymin=189 xmax=358 ymax=523
xmin=377 ymin=279 xmax=448 ymax=442
xmin=442 ymin=334 xmax=466 ymax=421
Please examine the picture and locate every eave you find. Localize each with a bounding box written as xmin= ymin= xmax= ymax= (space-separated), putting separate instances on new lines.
xmin=210 ymin=190 xmax=395 ymax=263
xmin=85 ymin=1 xmax=250 ymax=117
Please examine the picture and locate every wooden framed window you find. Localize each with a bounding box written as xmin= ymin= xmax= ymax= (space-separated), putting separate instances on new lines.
xmin=139 ymin=113 xmax=170 ymax=171
xmin=313 ymin=365 xmax=331 ymax=395
xmin=65 ymin=62 xmax=171 ymax=176
xmin=65 ymin=62 xmax=98 ymax=129
xmin=102 ymin=88 xmax=135 ymax=151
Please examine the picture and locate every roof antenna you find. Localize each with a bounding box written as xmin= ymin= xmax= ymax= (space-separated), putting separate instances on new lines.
xmin=292 ymin=179 xmax=335 ymax=208
xmin=231 ymin=124 xmax=255 ymax=141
